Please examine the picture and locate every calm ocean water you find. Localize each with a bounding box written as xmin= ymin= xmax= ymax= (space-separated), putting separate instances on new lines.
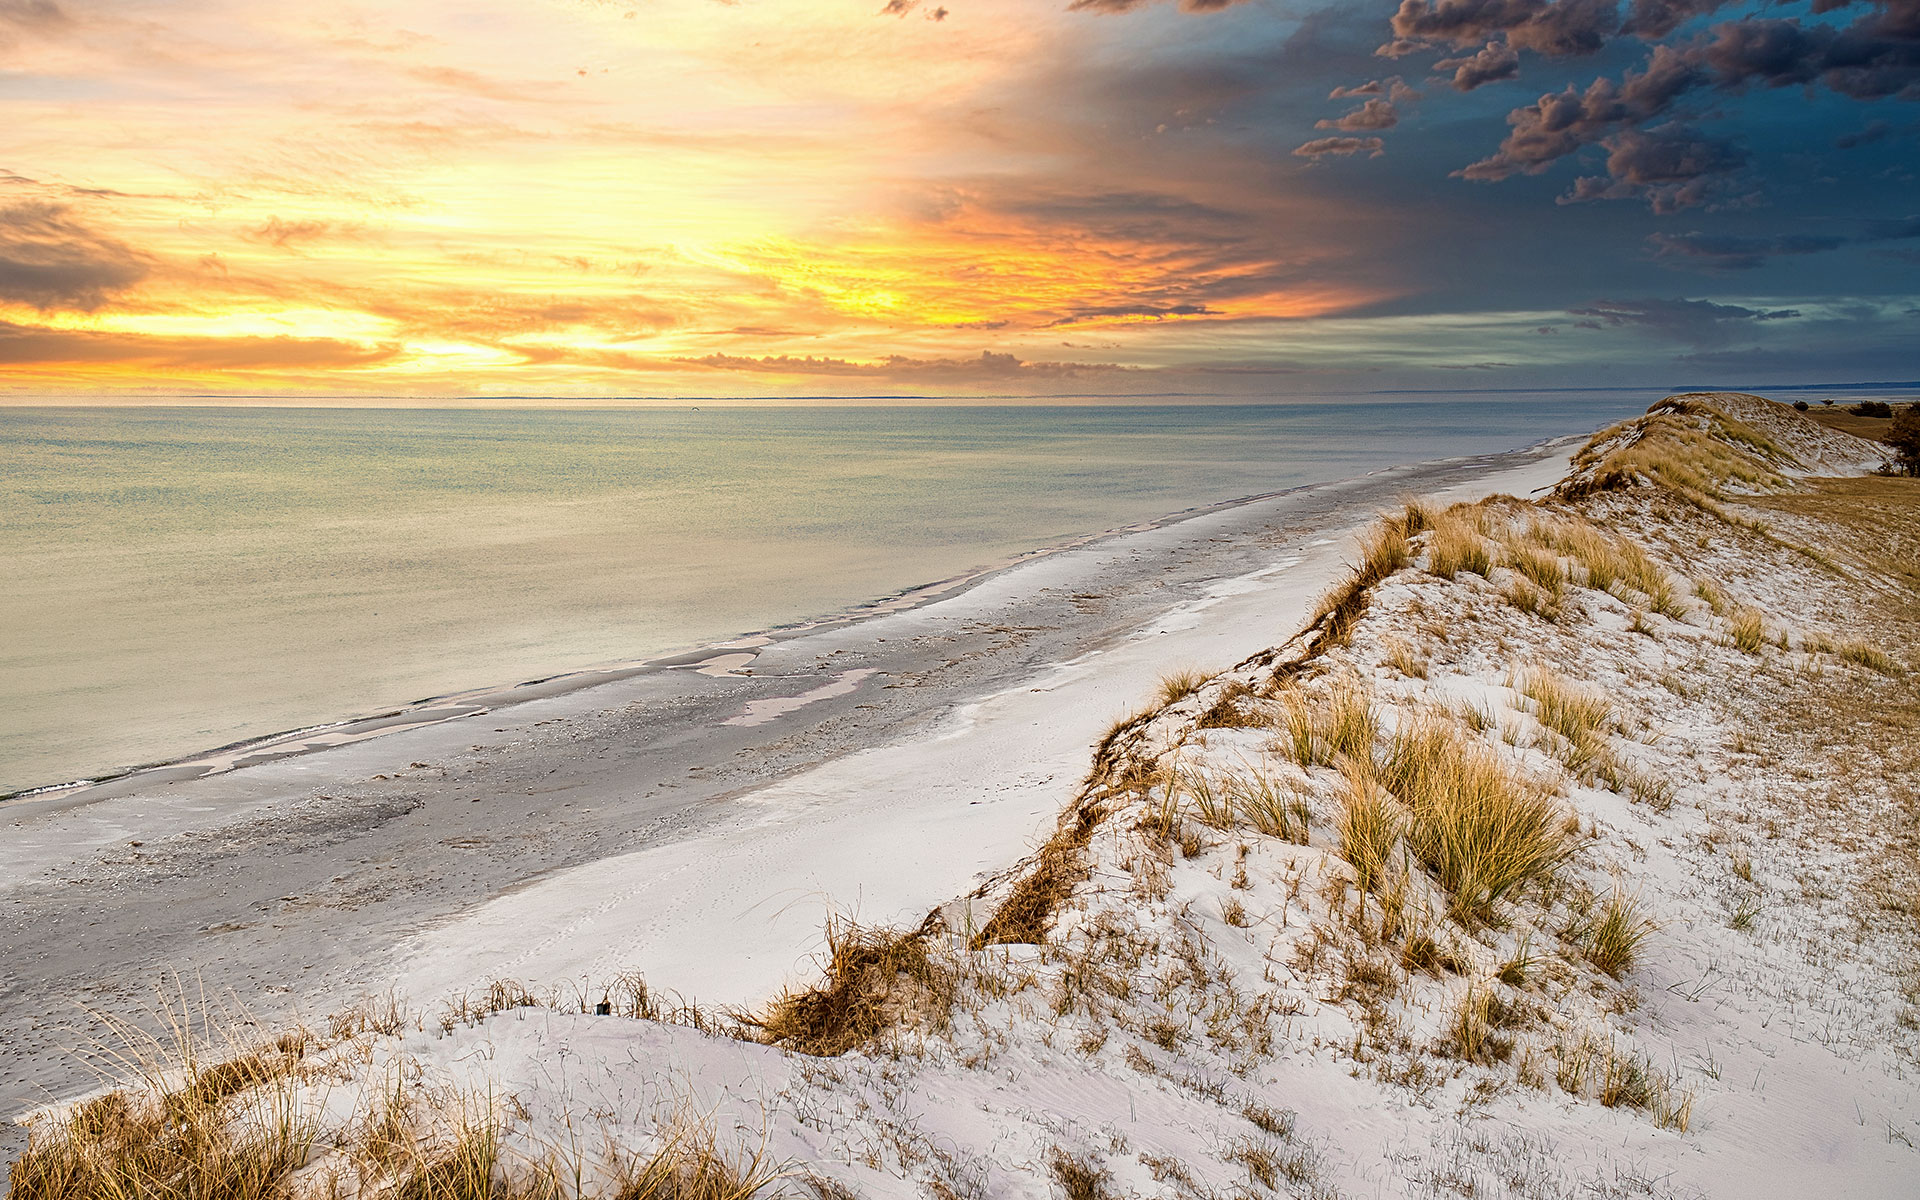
xmin=1 ymin=396 xmax=1652 ymax=793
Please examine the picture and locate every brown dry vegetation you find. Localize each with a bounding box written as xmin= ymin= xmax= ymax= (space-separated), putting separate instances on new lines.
xmin=19 ymin=393 xmax=1916 ymax=1199
xmin=742 ymin=915 xmax=954 ymax=1056
xmin=1561 ymin=394 xmax=1791 ymax=505
xmin=1804 ymin=405 xmax=1899 ymax=444
xmin=971 ymin=798 xmax=1106 ymax=948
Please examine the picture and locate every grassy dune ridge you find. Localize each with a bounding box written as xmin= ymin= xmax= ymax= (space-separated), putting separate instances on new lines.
xmin=13 ymin=393 xmax=1920 ymax=1199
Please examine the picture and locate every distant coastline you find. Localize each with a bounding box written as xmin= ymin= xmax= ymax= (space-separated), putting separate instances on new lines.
xmin=4 ymin=379 xmax=1917 ymax=407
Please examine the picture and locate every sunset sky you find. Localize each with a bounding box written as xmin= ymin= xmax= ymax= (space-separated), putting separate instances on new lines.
xmin=2 ymin=0 xmax=1916 ymax=398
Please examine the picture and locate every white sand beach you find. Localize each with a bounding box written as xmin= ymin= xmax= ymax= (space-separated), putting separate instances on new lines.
xmin=10 ymin=398 xmax=1918 ymax=1200
xmin=388 ymin=448 xmax=1576 ymax=1014
xmin=0 ymin=435 xmax=1577 ymax=1154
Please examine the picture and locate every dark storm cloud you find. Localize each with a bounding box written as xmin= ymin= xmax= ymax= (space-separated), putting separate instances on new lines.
xmin=993 ymin=0 xmax=1914 ymax=348
xmin=1317 ymin=97 xmax=1400 ymax=130
xmin=1569 ymin=297 xmax=1801 ymax=343
xmin=1376 ymin=0 xmax=1787 ymax=60
xmin=1046 ymin=301 xmax=1218 ymax=325
xmin=1645 ymin=214 xmax=1920 ymax=267
xmin=1620 ymin=0 xmax=1735 ymax=39
xmin=1380 ymin=0 xmax=1622 ymax=58
xmin=0 ymin=201 xmax=151 ymax=310
xmin=1455 ymin=1 xmax=1920 ymax=190
xmin=1293 ymin=135 xmax=1387 ymax=157
xmin=1644 ymin=230 xmax=1853 ymax=268
xmin=1436 ymin=40 xmax=1522 ymax=88
xmin=1559 ymin=124 xmax=1747 ymax=211
xmin=1699 ymin=13 xmax=1920 ymax=100
xmin=1457 ymin=44 xmax=1705 ymax=180
xmin=1330 ymin=77 xmax=1421 ymax=101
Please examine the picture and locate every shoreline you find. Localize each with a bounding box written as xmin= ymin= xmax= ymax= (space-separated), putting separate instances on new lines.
xmin=384 ymin=439 xmax=1582 ymax=1014
xmin=13 ymin=391 xmax=1912 ymax=1197
xmin=0 ymin=431 xmax=1579 ymax=1164
xmin=2 ymin=436 xmax=1569 ymax=809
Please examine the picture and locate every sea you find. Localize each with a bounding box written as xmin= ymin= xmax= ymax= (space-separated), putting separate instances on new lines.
xmin=0 ymin=394 xmax=1656 ymax=795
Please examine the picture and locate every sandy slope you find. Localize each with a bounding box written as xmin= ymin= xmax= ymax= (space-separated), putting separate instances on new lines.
xmin=391 ymin=450 xmax=1574 ymax=1012
xmin=14 ymin=397 xmax=1919 ymax=1200
xmin=0 ymin=436 xmax=1574 ymax=1165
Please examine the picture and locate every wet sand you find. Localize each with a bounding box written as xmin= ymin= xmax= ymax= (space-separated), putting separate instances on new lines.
xmin=0 ymin=437 xmax=1574 ymax=1161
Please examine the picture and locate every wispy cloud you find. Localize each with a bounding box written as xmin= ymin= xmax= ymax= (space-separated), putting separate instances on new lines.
xmin=0 ymin=202 xmax=151 ymax=310
xmin=0 ymin=0 xmax=1912 ymax=395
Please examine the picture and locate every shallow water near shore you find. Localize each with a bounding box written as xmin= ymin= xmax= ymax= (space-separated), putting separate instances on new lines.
xmin=0 ymin=395 xmax=1647 ymax=793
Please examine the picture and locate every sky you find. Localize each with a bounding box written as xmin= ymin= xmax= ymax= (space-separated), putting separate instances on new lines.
xmin=0 ymin=0 xmax=1916 ymax=399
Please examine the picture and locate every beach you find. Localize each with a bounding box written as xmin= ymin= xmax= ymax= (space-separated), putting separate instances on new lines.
xmin=0 ymin=400 xmax=1644 ymax=800
xmin=0 ymin=433 xmax=1576 ymax=1162
xmin=11 ymin=0 xmax=1917 ymax=1188
xmin=7 ymin=395 xmax=1919 ymax=1198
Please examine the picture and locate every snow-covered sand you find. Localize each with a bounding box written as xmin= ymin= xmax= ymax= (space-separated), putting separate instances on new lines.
xmin=0 ymin=435 xmax=1580 ymax=1158
xmin=334 ymin=396 xmax=1912 ymax=1200
xmin=16 ymin=397 xmax=1919 ymax=1199
xmin=391 ymin=449 xmax=1574 ymax=1013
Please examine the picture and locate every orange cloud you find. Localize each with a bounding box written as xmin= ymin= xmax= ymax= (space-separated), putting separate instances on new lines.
xmin=0 ymin=0 xmax=1406 ymax=396
xmin=707 ymin=190 xmax=1384 ymax=335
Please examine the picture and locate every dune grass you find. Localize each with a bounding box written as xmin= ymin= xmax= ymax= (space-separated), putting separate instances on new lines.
xmin=1378 ymin=717 xmax=1573 ymax=920
xmin=1513 ymin=511 xmax=1682 ymax=614
xmin=1444 ymin=984 xmax=1518 ymax=1065
xmin=1729 ymin=608 xmax=1767 ymax=655
xmin=1565 ymin=397 xmax=1790 ymax=505
xmin=1322 ymin=682 xmax=1378 ymax=763
xmin=1334 ymin=763 xmax=1401 ymax=895
xmin=1837 ymin=639 xmax=1901 ymax=674
xmin=390 ymin=1108 xmax=505 ymax=1200
xmin=1692 ymin=577 xmax=1728 ymax=616
xmin=1426 ymin=509 xmax=1495 ymax=580
xmin=1358 ymin=519 xmax=1410 ymax=581
xmin=1507 ymin=543 xmax=1565 ymax=595
xmin=1516 ymin=667 xmax=1611 ymax=742
xmin=10 ymin=1083 xmax=315 ymax=1200
xmin=606 ymin=1109 xmax=786 ymax=1200
xmin=1196 ymin=680 xmax=1268 ymax=728
xmin=1554 ymin=1034 xmax=1694 ymax=1130
xmin=1273 ymin=681 xmax=1377 ymax=769
xmin=1186 ymin=771 xmax=1238 ymax=831
xmin=973 ymin=799 xmax=1104 ymax=948
xmin=1536 ymin=518 xmax=1629 ymax=594
xmin=1276 ymin=692 xmax=1321 ymax=767
xmin=1568 ymin=888 xmax=1655 ymax=978
xmin=1409 ymin=501 xmax=1686 ymax=621
xmin=9 ymin=987 xmax=317 ymax=1200
xmin=1385 ymin=638 xmax=1430 ymax=679
xmin=1302 ymin=502 xmax=1436 ymax=653
xmin=1155 ymin=668 xmax=1210 ymax=707
xmin=745 ymin=915 xmax=953 ymax=1055
xmin=1502 ymin=576 xmax=1560 ymax=622
xmin=1516 ymin=667 xmax=1614 ymax=778
xmin=1231 ymin=773 xmax=1312 ymax=844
